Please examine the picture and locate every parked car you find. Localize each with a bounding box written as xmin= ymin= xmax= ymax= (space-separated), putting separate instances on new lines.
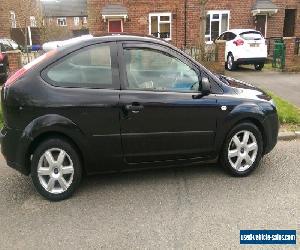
xmin=0 ymin=50 xmax=9 ymax=84
xmin=0 ymin=34 xmax=278 ymax=201
xmin=215 ymin=29 xmax=268 ymax=71
xmin=0 ymin=38 xmax=20 ymax=50
xmin=0 ymin=38 xmax=20 ymax=84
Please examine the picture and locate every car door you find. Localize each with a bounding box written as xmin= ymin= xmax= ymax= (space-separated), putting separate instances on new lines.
xmin=42 ymin=42 xmax=123 ymax=172
xmin=118 ymin=42 xmax=219 ymax=165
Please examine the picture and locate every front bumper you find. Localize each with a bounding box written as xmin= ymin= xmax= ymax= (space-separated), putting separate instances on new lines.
xmin=262 ymin=112 xmax=279 ymax=154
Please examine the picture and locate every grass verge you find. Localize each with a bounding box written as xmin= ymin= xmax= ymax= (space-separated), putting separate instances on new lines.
xmin=267 ymin=91 xmax=300 ymax=130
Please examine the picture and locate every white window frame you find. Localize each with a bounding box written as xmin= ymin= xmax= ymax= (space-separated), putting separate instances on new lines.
xmin=149 ymin=12 xmax=172 ymax=41
xmin=205 ymin=10 xmax=230 ymax=43
xmin=57 ymin=17 xmax=67 ymax=26
xmin=10 ymin=11 xmax=16 ymax=28
xmin=74 ymin=17 xmax=80 ymax=26
xmin=108 ymin=19 xmax=123 ymax=32
xmin=30 ymin=16 xmax=37 ymax=27
xmin=83 ymin=17 xmax=87 ymax=24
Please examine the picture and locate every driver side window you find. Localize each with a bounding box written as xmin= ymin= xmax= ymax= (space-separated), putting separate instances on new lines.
xmin=124 ymin=48 xmax=199 ymax=92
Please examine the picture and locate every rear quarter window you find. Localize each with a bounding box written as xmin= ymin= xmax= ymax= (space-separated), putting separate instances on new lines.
xmin=44 ymin=44 xmax=113 ymax=89
xmin=240 ymin=31 xmax=263 ymax=40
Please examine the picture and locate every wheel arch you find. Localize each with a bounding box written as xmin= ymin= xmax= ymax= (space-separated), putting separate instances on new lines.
xmin=25 ymin=131 xmax=86 ymax=176
xmin=216 ymin=103 xmax=268 ymax=155
xmin=17 ymin=114 xmax=89 ymax=175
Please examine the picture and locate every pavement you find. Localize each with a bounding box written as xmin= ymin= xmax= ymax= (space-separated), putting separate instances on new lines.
xmin=226 ymin=67 xmax=300 ymax=107
xmin=0 ymin=140 xmax=299 ymax=249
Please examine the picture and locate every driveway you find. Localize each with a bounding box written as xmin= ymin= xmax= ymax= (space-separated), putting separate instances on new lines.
xmin=226 ymin=67 xmax=300 ymax=107
xmin=0 ymin=140 xmax=299 ymax=249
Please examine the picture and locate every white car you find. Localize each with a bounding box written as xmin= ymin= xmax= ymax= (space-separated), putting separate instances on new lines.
xmin=216 ymin=29 xmax=267 ymax=71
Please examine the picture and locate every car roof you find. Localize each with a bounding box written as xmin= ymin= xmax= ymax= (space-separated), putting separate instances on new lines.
xmin=225 ymin=29 xmax=260 ymax=35
xmin=85 ymin=33 xmax=167 ymax=44
xmin=55 ymin=33 xmax=172 ymax=52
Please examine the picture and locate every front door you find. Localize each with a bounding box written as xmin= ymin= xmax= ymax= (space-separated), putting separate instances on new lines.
xmin=256 ymin=15 xmax=267 ymax=37
xmin=118 ymin=43 xmax=218 ymax=164
xmin=108 ymin=20 xmax=123 ymax=33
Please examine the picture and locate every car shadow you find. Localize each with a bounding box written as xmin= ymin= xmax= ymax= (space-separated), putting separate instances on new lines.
xmin=230 ymin=66 xmax=257 ymax=72
xmin=77 ymin=163 xmax=225 ymax=196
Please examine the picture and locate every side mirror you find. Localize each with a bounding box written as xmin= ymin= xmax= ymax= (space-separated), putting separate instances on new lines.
xmin=201 ymin=77 xmax=211 ymax=95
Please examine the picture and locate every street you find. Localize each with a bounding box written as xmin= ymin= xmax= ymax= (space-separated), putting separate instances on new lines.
xmin=226 ymin=68 xmax=300 ymax=107
xmin=0 ymin=140 xmax=299 ymax=249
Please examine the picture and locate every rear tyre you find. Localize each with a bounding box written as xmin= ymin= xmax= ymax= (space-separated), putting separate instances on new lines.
xmin=31 ymin=137 xmax=82 ymax=201
xmin=254 ymin=63 xmax=264 ymax=71
xmin=220 ymin=122 xmax=263 ymax=177
xmin=227 ymin=54 xmax=236 ymax=71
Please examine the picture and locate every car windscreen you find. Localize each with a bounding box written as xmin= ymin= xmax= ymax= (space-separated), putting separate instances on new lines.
xmin=239 ymin=31 xmax=263 ymax=40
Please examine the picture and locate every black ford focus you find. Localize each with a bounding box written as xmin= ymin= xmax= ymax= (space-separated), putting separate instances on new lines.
xmin=0 ymin=35 xmax=278 ymax=201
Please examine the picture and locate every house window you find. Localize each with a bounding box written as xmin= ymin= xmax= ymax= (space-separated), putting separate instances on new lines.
xmin=283 ymin=9 xmax=296 ymax=37
xmin=149 ymin=13 xmax=172 ymax=41
xmin=57 ymin=17 xmax=67 ymax=26
xmin=205 ymin=10 xmax=229 ymax=43
xmin=74 ymin=17 xmax=80 ymax=26
xmin=83 ymin=17 xmax=87 ymax=24
xmin=10 ymin=11 xmax=16 ymax=28
xmin=30 ymin=16 xmax=37 ymax=27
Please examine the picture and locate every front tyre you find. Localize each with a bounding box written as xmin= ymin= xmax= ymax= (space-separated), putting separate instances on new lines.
xmin=220 ymin=122 xmax=263 ymax=176
xmin=31 ymin=138 xmax=82 ymax=201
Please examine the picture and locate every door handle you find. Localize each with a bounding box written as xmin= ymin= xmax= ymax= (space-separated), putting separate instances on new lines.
xmin=125 ymin=104 xmax=144 ymax=113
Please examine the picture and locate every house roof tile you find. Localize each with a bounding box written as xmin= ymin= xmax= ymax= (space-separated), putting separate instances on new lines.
xmin=42 ymin=0 xmax=87 ymax=17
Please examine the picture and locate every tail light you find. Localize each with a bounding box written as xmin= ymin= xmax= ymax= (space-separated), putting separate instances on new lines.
xmin=5 ymin=49 xmax=57 ymax=87
xmin=233 ymin=39 xmax=244 ymax=46
xmin=5 ymin=68 xmax=27 ymax=87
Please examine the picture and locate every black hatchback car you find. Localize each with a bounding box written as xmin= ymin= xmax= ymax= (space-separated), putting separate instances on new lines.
xmin=1 ymin=35 xmax=278 ymax=201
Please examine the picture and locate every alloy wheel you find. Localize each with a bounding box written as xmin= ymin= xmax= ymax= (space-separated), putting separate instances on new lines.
xmin=227 ymin=130 xmax=258 ymax=172
xmin=37 ymin=148 xmax=74 ymax=194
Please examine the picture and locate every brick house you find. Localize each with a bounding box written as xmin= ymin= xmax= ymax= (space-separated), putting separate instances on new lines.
xmin=0 ymin=1 xmax=10 ymax=37
xmin=87 ymin=0 xmax=300 ymax=48
xmin=0 ymin=0 xmax=40 ymax=39
xmin=42 ymin=0 xmax=89 ymax=36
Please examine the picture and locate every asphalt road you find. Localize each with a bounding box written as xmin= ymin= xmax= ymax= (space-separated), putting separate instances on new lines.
xmin=0 ymin=140 xmax=299 ymax=249
xmin=226 ymin=68 xmax=300 ymax=107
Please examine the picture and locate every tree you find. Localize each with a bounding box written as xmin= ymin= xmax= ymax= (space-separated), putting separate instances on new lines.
xmin=191 ymin=0 xmax=208 ymax=63
xmin=39 ymin=21 xmax=72 ymax=44
xmin=199 ymin=0 xmax=208 ymax=46
xmin=10 ymin=0 xmax=41 ymax=61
